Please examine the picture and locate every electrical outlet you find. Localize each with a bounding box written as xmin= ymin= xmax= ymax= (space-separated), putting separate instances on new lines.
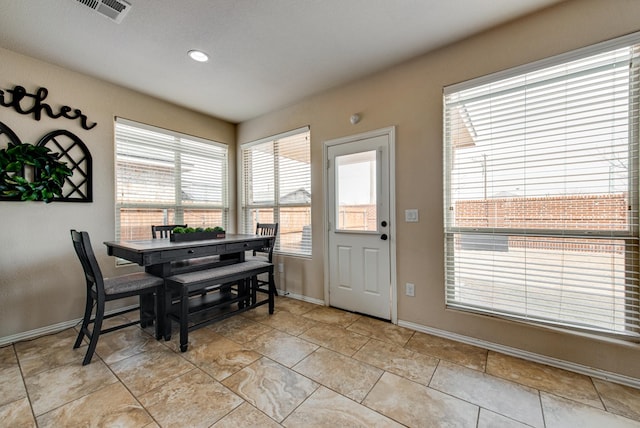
xmin=405 ymin=282 xmax=415 ymax=297
xmin=278 ymin=262 xmax=284 ymax=273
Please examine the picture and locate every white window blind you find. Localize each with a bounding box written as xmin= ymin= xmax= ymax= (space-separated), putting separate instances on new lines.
xmin=241 ymin=127 xmax=311 ymax=256
xmin=443 ymin=34 xmax=640 ymax=339
xmin=115 ymin=118 xmax=228 ymax=244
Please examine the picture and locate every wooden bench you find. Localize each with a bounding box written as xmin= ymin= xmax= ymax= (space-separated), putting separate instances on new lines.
xmin=164 ymin=260 xmax=275 ymax=351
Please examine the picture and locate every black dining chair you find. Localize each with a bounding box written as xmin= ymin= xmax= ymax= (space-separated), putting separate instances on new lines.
xmin=70 ymin=230 xmax=164 ymax=365
xmin=247 ymin=222 xmax=278 ymax=295
xmin=151 ymin=224 xmax=187 ymax=239
xmin=251 ymin=223 xmax=278 ymax=262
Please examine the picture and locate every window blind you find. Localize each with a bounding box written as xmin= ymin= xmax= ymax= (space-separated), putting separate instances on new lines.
xmin=115 ymin=118 xmax=228 ymax=244
xmin=443 ymin=34 xmax=640 ymax=338
xmin=241 ymin=127 xmax=311 ymax=256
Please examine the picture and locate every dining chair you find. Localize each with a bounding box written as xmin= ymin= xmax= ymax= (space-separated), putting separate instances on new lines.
xmin=251 ymin=223 xmax=278 ymax=262
xmin=247 ymin=222 xmax=278 ymax=295
xmin=151 ymin=224 xmax=187 ymax=239
xmin=70 ymin=229 xmax=164 ymax=365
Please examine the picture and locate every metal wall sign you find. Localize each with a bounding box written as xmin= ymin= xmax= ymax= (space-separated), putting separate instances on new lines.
xmin=0 ymin=121 xmax=93 ymax=202
xmin=0 ymin=83 xmax=95 ymax=202
xmin=0 ymin=84 xmax=97 ymax=131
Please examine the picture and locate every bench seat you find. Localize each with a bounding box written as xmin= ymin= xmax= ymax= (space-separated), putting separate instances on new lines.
xmin=164 ymin=260 xmax=275 ymax=351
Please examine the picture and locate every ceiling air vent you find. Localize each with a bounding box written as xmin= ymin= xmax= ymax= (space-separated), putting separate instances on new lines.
xmin=75 ymin=0 xmax=132 ymax=24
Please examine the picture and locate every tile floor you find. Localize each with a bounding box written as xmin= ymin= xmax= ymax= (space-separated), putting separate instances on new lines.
xmin=2 ymin=296 xmax=640 ymax=427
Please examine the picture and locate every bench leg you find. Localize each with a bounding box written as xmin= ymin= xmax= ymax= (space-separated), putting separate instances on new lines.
xmin=164 ymin=288 xmax=173 ymax=341
xmin=251 ymin=276 xmax=258 ymax=308
xmin=179 ymin=286 xmax=189 ymax=352
xmin=245 ymin=278 xmax=252 ymax=307
xmin=268 ymin=269 xmax=275 ymax=314
xmin=244 ymin=278 xmax=251 ymax=307
xmin=238 ymin=279 xmax=247 ymax=309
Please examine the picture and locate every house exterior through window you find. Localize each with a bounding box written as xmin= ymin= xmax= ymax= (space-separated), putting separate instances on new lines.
xmin=115 ymin=118 xmax=229 ymax=245
xmin=241 ymin=127 xmax=311 ymax=256
xmin=443 ymin=34 xmax=640 ymax=339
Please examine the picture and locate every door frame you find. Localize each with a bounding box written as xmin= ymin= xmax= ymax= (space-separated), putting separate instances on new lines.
xmin=323 ymin=126 xmax=397 ymax=324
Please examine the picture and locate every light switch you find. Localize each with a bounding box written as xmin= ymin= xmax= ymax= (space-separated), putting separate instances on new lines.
xmin=405 ymin=209 xmax=419 ymax=222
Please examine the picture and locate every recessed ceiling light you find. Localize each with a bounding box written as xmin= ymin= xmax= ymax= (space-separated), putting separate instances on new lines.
xmin=188 ymin=50 xmax=209 ymax=62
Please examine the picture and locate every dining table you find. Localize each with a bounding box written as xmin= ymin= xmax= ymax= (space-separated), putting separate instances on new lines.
xmin=104 ymin=233 xmax=275 ymax=338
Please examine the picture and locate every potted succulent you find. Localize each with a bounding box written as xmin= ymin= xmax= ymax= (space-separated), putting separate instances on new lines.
xmin=0 ymin=142 xmax=72 ymax=203
xmin=170 ymin=225 xmax=226 ymax=242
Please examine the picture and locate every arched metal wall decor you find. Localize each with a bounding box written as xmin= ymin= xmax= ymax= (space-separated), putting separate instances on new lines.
xmin=0 ymin=120 xmax=22 ymax=145
xmin=37 ymin=130 xmax=92 ymax=202
xmin=0 ymin=121 xmax=93 ymax=203
xmin=0 ymin=121 xmax=24 ymax=201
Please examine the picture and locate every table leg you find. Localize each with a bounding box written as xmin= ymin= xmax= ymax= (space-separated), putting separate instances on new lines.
xmin=139 ymin=294 xmax=154 ymax=328
xmin=154 ymin=288 xmax=164 ymax=340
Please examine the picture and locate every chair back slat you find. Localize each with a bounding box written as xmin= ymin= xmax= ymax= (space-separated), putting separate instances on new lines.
xmin=254 ymin=223 xmax=278 ymax=262
xmin=70 ymin=229 xmax=105 ymax=298
xmin=151 ymin=224 xmax=187 ymax=239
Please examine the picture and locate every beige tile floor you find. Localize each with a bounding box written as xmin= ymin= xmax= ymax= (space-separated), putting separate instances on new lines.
xmin=2 ymin=295 xmax=640 ymax=427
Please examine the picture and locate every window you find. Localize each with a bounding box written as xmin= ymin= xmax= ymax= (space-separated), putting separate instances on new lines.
xmin=241 ymin=127 xmax=311 ymax=256
xmin=443 ymin=34 xmax=640 ymax=339
xmin=115 ymin=118 xmax=228 ymax=244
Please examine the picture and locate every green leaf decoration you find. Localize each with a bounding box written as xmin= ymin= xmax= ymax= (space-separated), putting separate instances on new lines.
xmin=0 ymin=142 xmax=73 ymax=203
xmin=172 ymin=226 xmax=225 ymax=234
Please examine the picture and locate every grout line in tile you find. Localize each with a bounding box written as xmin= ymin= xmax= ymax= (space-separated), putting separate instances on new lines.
xmin=590 ymin=375 xmax=609 ymax=412
xmin=280 ymin=383 xmax=322 ymax=425
xmin=99 ymin=348 xmax=161 ymax=426
xmin=539 ymin=389 xmax=548 ymax=428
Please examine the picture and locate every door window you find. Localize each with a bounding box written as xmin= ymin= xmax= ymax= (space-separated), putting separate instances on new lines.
xmin=335 ymin=150 xmax=377 ymax=232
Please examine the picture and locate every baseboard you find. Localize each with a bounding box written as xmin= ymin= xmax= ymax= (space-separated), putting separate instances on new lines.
xmin=0 ymin=304 xmax=139 ymax=347
xmin=277 ymin=289 xmax=324 ymax=306
xmin=0 ymin=318 xmax=80 ymax=347
xmin=398 ymin=319 xmax=640 ymax=390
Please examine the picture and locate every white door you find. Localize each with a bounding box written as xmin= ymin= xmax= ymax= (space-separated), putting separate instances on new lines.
xmin=326 ymin=128 xmax=394 ymax=320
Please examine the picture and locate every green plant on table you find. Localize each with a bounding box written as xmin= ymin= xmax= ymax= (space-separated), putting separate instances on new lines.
xmin=172 ymin=226 xmax=225 ymax=234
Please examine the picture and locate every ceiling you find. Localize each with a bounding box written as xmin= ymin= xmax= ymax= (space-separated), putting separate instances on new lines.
xmin=0 ymin=0 xmax=562 ymax=123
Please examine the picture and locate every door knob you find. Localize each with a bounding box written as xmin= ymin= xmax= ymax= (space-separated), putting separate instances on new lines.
xmin=381 ymin=221 xmax=387 ymax=227
xmin=381 ymin=234 xmax=388 ymax=240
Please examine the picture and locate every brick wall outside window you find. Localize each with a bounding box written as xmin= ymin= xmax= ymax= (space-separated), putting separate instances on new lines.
xmin=454 ymin=193 xmax=629 ymax=253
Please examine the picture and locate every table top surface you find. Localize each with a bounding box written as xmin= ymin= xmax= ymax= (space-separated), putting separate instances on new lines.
xmin=104 ymin=233 xmax=271 ymax=253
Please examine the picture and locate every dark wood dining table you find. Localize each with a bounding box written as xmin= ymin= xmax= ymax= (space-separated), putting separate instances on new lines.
xmin=104 ymin=233 xmax=274 ymax=338
xmin=104 ymin=233 xmax=272 ymax=273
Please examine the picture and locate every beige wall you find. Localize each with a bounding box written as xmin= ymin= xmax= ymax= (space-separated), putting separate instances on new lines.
xmin=2 ymin=0 xmax=640 ymax=381
xmin=0 ymin=48 xmax=236 ymax=340
xmin=238 ymin=0 xmax=640 ymax=380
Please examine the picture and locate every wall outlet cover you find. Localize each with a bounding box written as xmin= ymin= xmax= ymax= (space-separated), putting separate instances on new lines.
xmin=405 ymin=209 xmax=419 ymax=222
xmin=406 ymin=282 xmax=415 ymax=296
